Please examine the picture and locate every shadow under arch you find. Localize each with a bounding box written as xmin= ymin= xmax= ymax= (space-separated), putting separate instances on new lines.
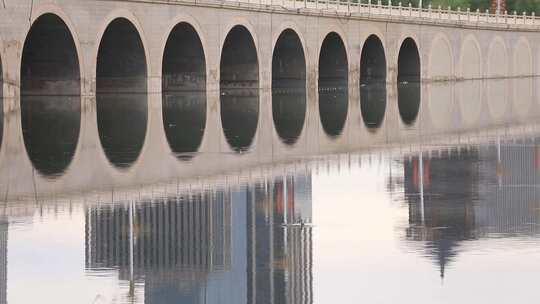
xmin=272 ymin=28 xmax=306 ymax=145
xmin=20 ymin=13 xmax=81 ymax=178
xmin=360 ymin=34 xmax=387 ymax=130
xmin=397 ymin=37 xmax=421 ymax=125
xmin=162 ymin=22 xmax=207 ymax=160
xmin=220 ymin=25 xmax=259 ymax=152
xmin=96 ymin=18 xmax=148 ymax=169
xmin=318 ymin=32 xmax=348 ymax=137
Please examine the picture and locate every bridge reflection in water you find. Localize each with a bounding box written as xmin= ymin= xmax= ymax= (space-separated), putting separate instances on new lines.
xmin=5 ymin=76 xmax=540 ymax=198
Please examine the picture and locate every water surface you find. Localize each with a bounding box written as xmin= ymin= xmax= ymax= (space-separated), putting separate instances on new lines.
xmin=1 ymin=78 xmax=540 ymax=303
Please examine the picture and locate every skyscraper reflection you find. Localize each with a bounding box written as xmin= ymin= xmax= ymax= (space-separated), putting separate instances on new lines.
xmin=85 ymin=173 xmax=313 ymax=304
xmin=403 ymin=150 xmax=479 ymax=278
xmin=402 ymin=140 xmax=540 ymax=278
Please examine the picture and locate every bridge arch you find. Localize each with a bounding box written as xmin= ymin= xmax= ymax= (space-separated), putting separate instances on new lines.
xmin=272 ymin=28 xmax=307 ymax=145
xmin=162 ymin=21 xmax=207 ymax=159
xmin=486 ymin=36 xmax=509 ymax=120
xmin=20 ymin=12 xmax=82 ymax=178
xmin=96 ymin=16 xmax=149 ymax=169
xmin=22 ymin=4 xmax=85 ymax=94
xmin=219 ymin=23 xmax=260 ymax=152
xmin=95 ymin=12 xmax=149 ymax=93
xmin=459 ymin=34 xmax=483 ymax=79
xmin=219 ymin=18 xmax=261 ymax=83
xmin=318 ymin=31 xmax=349 ymax=137
xmin=397 ymin=36 xmax=421 ymax=125
xmin=360 ymin=34 xmax=387 ymax=129
xmin=487 ymin=36 xmax=508 ymax=78
xmin=458 ymin=35 xmax=483 ymax=125
xmin=428 ymin=33 xmax=455 ymax=81
xmin=513 ymin=37 xmax=533 ymax=77
xmin=159 ymin=14 xmax=209 ymax=83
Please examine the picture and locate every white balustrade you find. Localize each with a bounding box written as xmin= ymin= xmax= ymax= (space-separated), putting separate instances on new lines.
xmin=159 ymin=0 xmax=540 ymax=28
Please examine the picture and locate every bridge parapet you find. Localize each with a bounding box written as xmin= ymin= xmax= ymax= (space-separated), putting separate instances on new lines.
xmin=127 ymin=0 xmax=540 ymax=30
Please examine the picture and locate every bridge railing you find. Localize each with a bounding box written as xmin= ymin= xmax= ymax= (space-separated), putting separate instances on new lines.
xmin=217 ymin=0 xmax=540 ymax=28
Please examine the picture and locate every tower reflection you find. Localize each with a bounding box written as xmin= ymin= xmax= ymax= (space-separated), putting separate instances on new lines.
xmin=85 ymin=173 xmax=313 ymax=304
xmin=404 ymin=150 xmax=478 ymax=278
xmin=402 ymin=139 xmax=540 ymax=278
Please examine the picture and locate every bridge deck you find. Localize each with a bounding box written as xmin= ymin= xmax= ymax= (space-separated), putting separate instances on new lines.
xmin=122 ymin=0 xmax=540 ymax=31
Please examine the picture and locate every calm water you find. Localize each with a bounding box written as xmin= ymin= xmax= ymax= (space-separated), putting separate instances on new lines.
xmin=2 ymin=78 xmax=540 ymax=303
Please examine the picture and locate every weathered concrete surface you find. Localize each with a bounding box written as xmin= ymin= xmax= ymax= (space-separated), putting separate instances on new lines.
xmin=1 ymin=0 xmax=540 ymax=200
xmin=0 ymin=0 xmax=539 ymax=98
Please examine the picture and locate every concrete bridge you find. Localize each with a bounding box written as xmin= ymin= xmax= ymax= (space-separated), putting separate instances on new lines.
xmin=1 ymin=0 xmax=539 ymax=98
xmin=1 ymin=0 xmax=540 ymax=200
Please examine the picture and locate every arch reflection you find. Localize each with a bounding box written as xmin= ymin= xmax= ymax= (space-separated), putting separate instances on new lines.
xmin=360 ymin=35 xmax=387 ymax=129
xmin=272 ymin=29 xmax=306 ymax=144
xmin=458 ymin=79 xmax=482 ymax=126
xmin=513 ymin=77 xmax=533 ymax=118
xmin=220 ymin=25 xmax=259 ymax=152
xmin=21 ymin=96 xmax=80 ymax=177
xmin=487 ymin=78 xmax=508 ymax=120
xmin=162 ymin=91 xmax=206 ymax=159
xmin=318 ymin=32 xmax=348 ymax=137
xmin=397 ymin=38 xmax=421 ymax=125
xmin=220 ymin=90 xmax=259 ymax=152
xmin=96 ymin=94 xmax=147 ymax=168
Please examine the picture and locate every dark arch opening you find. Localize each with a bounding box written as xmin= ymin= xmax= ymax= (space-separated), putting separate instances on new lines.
xmin=162 ymin=23 xmax=207 ymax=160
xmin=272 ymin=29 xmax=306 ymax=145
xmin=220 ymin=25 xmax=259 ymax=152
xmin=318 ymin=32 xmax=348 ymax=137
xmin=20 ymin=13 xmax=81 ymax=177
xmin=360 ymin=35 xmax=387 ymax=130
xmin=397 ymin=37 xmax=421 ymax=125
xmin=96 ymin=18 xmax=148 ymax=168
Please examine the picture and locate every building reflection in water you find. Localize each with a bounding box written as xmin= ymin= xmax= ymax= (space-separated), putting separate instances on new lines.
xmin=85 ymin=173 xmax=313 ymax=304
xmin=402 ymin=139 xmax=540 ymax=278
